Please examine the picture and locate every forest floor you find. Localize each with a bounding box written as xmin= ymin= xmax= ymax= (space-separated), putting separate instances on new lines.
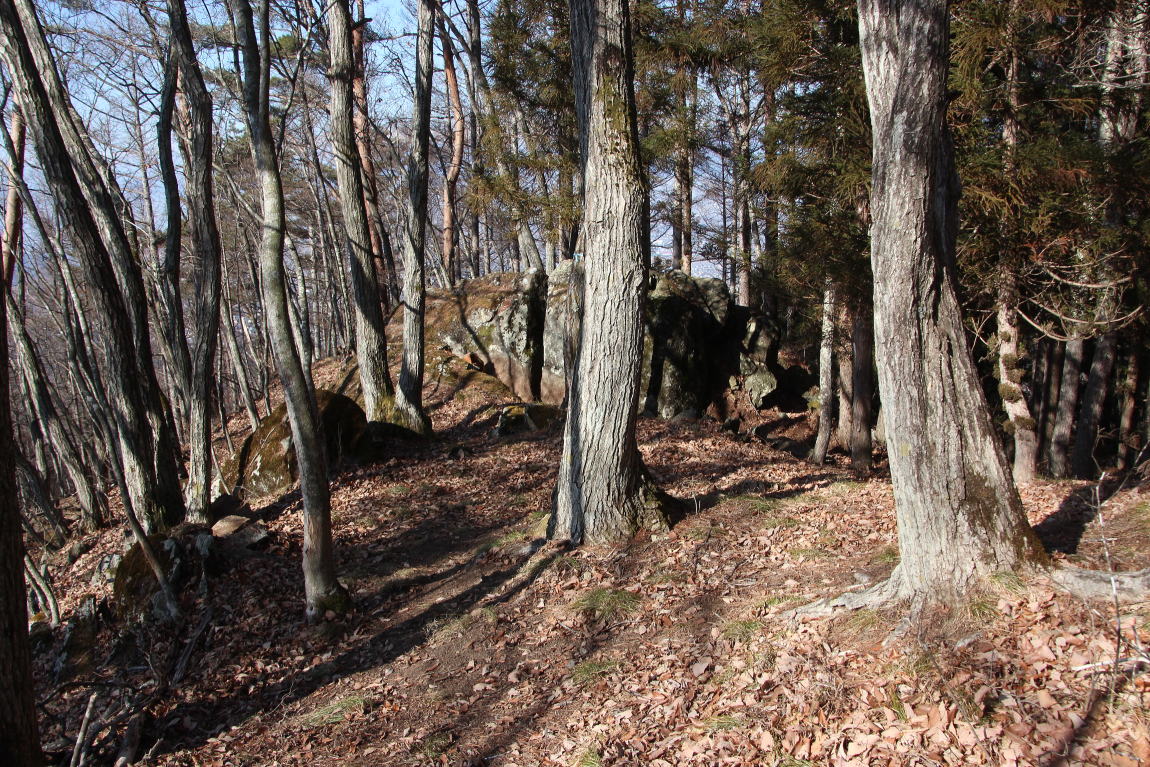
xmin=30 ymin=358 xmax=1150 ymax=767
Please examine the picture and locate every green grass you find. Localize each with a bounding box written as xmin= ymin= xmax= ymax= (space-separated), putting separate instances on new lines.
xmin=761 ymin=514 xmax=801 ymax=530
xmin=761 ymin=595 xmax=799 ymax=609
xmin=788 ymin=546 xmax=830 ymax=560
xmin=574 ymin=588 xmax=641 ymax=622
xmin=722 ymin=620 xmax=763 ymax=643
xmin=301 ymin=695 xmax=366 ymax=727
xmin=572 ymin=659 xmax=620 ymax=683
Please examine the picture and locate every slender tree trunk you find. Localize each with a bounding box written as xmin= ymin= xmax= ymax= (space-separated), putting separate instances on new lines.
xmin=850 ymin=301 xmax=873 ymax=473
xmin=1036 ymin=338 xmax=1062 ymax=461
xmin=352 ymin=0 xmax=400 ymax=309
xmin=1049 ymin=337 xmax=1084 ymax=477
xmin=231 ymin=0 xmax=347 ymax=619
xmin=0 ymin=1 xmax=183 ymax=532
xmin=439 ymin=17 xmax=466 ymax=285
xmin=1116 ymin=352 xmax=1141 ymax=470
xmin=328 ymin=0 xmax=395 ymax=423
xmin=857 ymin=0 xmax=1044 ymax=601
xmin=811 ymin=281 xmax=836 ymax=465
xmin=394 ymin=0 xmax=435 ymax=435
xmin=1072 ymin=332 xmax=1118 ymax=478
xmin=551 ymin=0 xmax=669 ymax=545
xmin=995 ymin=278 xmax=1039 ymax=483
xmin=167 ymin=0 xmax=223 ymax=524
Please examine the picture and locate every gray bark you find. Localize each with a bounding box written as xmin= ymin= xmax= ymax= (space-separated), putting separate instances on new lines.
xmin=1116 ymin=352 xmax=1141 ymax=470
xmin=231 ymin=0 xmax=347 ymax=618
xmin=328 ymin=0 xmax=395 ymax=423
xmin=858 ymin=0 xmax=1044 ymax=600
xmin=394 ymin=0 xmax=435 ymax=435
xmin=551 ymin=0 xmax=669 ymax=545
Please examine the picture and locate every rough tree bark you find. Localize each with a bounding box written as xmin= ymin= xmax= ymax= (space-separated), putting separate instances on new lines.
xmin=394 ymin=0 xmax=435 ymax=436
xmin=849 ymin=302 xmax=874 ymax=473
xmin=846 ymin=0 xmax=1045 ymax=604
xmin=231 ymin=0 xmax=348 ymax=619
xmin=328 ymin=0 xmax=395 ymax=424
xmin=550 ymin=0 xmax=670 ymax=545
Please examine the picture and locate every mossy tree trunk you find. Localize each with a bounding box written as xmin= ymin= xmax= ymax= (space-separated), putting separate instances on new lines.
xmin=550 ymin=0 xmax=670 ymax=545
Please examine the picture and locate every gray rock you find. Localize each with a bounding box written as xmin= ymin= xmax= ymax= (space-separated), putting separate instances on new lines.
xmin=90 ymin=553 xmax=122 ymax=586
xmin=744 ymin=370 xmax=779 ymax=410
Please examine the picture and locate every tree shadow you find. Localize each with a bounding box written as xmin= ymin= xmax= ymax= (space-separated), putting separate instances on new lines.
xmin=1032 ymin=480 xmax=1121 ymax=555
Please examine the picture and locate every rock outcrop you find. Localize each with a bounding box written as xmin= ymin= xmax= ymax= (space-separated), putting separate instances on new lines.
xmin=220 ymin=389 xmax=371 ymax=500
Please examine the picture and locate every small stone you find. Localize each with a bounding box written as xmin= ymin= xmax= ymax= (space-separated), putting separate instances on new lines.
xmin=324 ymin=610 xmax=337 ymax=621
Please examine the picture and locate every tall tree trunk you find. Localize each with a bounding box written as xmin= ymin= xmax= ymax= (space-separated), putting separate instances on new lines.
xmin=810 ymin=281 xmax=836 ymax=465
xmin=551 ymin=0 xmax=669 ymax=544
xmin=167 ymin=0 xmax=223 ymax=524
xmin=849 ymin=301 xmax=873 ymax=473
xmin=0 ymin=2 xmax=183 ymax=532
xmin=1116 ymin=351 xmax=1141 ymax=470
xmin=328 ymin=0 xmax=395 ymax=423
xmin=352 ymin=0 xmax=400 ymax=309
xmin=394 ymin=0 xmax=435 ymax=436
xmin=1049 ymin=337 xmax=1084 ymax=477
xmin=231 ymin=0 xmax=347 ymax=619
xmin=857 ymin=0 xmax=1044 ymax=602
xmin=1071 ymin=332 xmax=1118 ymax=478
xmin=439 ymin=17 xmax=466 ymax=285
xmin=1036 ymin=338 xmax=1062 ymax=462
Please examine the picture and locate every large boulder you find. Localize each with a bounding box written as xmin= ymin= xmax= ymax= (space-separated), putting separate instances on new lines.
xmin=422 ymin=270 xmax=547 ymax=401
xmin=642 ymin=271 xmax=733 ymax=418
xmin=220 ymin=389 xmax=369 ymax=500
xmin=540 ymin=260 xmax=583 ymax=405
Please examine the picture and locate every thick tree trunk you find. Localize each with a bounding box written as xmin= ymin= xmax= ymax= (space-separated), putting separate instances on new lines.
xmin=849 ymin=302 xmax=874 ymax=473
xmin=232 ymin=0 xmax=347 ymax=619
xmin=1072 ymin=332 xmax=1118 ymax=478
xmin=858 ymin=0 xmax=1044 ymax=601
xmin=551 ymin=0 xmax=670 ymax=545
xmin=328 ymin=0 xmax=395 ymax=424
xmin=394 ymin=0 xmax=435 ymax=436
xmin=1049 ymin=337 xmax=1084 ymax=477
xmin=810 ymin=282 xmax=836 ymax=465
xmin=995 ymin=279 xmax=1039 ymax=483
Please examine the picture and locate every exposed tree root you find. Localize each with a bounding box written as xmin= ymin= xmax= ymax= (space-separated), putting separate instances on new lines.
xmin=787 ymin=567 xmax=906 ymax=620
xmin=1051 ymin=565 xmax=1150 ymax=602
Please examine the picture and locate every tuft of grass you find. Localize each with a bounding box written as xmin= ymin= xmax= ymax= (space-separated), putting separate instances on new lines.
xmin=385 ymin=483 xmax=410 ymax=498
xmin=988 ymin=570 xmax=1026 ymax=594
xmin=574 ymin=588 xmax=640 ymax=622
xmin=776 ymin=757 xmax=816 ymax=767
xmin=301 ymin=695 xmax=366 ymax=728
xmin=572 ymin=659 xmax=619 ymax=684
xmin=872 ymin=545 xmax=900 ymax=565
xmin=761 ymin=514 xmax=801 ymax=530
xmin=417 ymin=732 xmax=453 ymax=760
xmin=827 ymin=480 xmax=865 ymax=496
xmin=788 ymin=546 xmax=830 ymax=560
xmin=576 ymin=748 xmax=603 ymax=767
xmin=761 ymin=595 xmax=799 ymax=609
xmin=722 ymin=620 xmax=763 ymax=643
xmin=424 ymin=612 xmax=471 ymax=640
xmin=964 ymin=595 xmax=1001 ymax=625
xmin=703 ymin=714 xmax=745 ymax=732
